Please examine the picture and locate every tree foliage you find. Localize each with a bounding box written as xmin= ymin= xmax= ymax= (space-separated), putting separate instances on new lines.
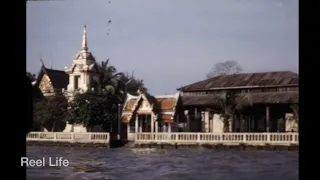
xmin=33 ymin=95 xmax=68 ymax=132
xmin=67 ymin=92 xmax=119 ymax=131
xmin=33 ymin=58 xmax=147 ymax=132
xmin=26 ymin=71 xmax=36 ymax=82
xmin=98 ymin=59 xmax=148 ymax=102
xmin=206 ymin=60 xmax=243 ymax=79
xmin=208 ymin=91 xmax=252 ymax=132
xmin=67 ymin=59 xmax=146 ymax=130
xmin=290 ymin=104 xmax=299 ymax=123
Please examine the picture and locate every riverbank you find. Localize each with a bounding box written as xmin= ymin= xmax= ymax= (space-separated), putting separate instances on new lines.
xmin=27 ymin=141 xmax=110 ymax=147
xmin=132 ymin=142 xmax=298 ymax=151
xmin=27 ymin=141 xmax=298 ymax=151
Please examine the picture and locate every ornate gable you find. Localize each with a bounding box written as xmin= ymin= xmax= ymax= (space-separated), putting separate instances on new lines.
xmin=39 ymin=74 xmax=55 ymax=96
xmin=121 ymin=92 xmax=182 ymax=123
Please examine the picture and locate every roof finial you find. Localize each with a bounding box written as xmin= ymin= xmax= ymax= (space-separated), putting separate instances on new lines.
xmin=40 ymin=56 xmax=45 ymax=68
xmin=81 ymin=25 xmax=88 ymax=50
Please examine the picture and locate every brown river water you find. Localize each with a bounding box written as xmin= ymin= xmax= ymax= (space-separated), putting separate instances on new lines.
xmin=26 ymin=146 xmax=298 ymax=180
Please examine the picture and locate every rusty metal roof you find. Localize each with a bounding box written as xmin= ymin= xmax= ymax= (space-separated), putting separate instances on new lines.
xmin=182 ymin=91 xmax=299 ymax=106
xmin=178 ymin=71 xmax=299 ymax=91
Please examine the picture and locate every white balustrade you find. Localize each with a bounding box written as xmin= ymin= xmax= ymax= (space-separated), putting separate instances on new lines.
xmin=27 ymin=132 xmax=110 ymax=144
xmin=135 ymin=133 xmax=299 ymax=146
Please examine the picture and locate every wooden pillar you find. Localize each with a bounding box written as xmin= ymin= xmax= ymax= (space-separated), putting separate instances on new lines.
xmin=145 ymin=114 xmax=148 ymax=132
xmin=266 ymin=105 xmax=270 ymax=132
xmin=185 ymin=110 xmax=189 ymax=132
xmin=194 ymin=108 xmax=198 ymax=132
xmin=162 ymin=122 xmax=166 ymax=132
xmin=127 ymin=122 xmax=130 ymax=134
xmin=201 ymin=111 xmax=205 ymax=132
xmin=135 ymin=114 xmax=138 ymax=133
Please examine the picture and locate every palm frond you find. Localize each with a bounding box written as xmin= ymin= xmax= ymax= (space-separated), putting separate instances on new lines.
xmin=290 ymin=104 xmax=299 ymax=122
xmin=234 ymin=93 xmax=252 ymax=112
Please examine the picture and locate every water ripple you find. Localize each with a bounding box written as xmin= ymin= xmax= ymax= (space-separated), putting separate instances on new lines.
xmin=27 ymin=146 xmax=298 ymax=180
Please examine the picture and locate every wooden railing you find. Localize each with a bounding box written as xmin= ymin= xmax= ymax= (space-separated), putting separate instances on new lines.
xmin=135 ymin=133 xmax=299 ymax=146
xmin=27 ymin=132 xmax=110 ymax=144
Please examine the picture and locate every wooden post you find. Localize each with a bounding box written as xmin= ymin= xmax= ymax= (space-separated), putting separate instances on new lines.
xmin=194 ymin=108 xmax=198 ymax=131
xmin=266 ymin=105 xmax=270 ymax=132
xmin=127 ymin=122 xmax=130 ymax=134
xmin=185 ymin=110 xmax=189 ymax=132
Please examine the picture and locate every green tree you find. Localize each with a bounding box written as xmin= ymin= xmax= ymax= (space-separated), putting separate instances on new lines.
xmin=33 ymin=95 xmax=68 ymax=132
xmin=210 ymin=91 xmax=252 ymax=132
xmin=290 ymin=104 xmax=299 ymax=123
xmin=67 ymin=92 xmax=118 ymax=131
xmin=26 ymin=71 xmax=36 ymax=82
xmin=68 ymin=59 xmax=148 ymax=131
xmin=98 ymin=59 xmax=148 ymax=101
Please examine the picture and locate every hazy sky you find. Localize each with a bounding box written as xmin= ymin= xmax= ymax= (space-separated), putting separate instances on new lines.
xmin=27 ymin=0 xmax=298 ymax=95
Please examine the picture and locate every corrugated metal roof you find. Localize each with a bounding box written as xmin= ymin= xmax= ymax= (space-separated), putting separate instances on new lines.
xmin=178 ymin=71 xmax=299 ymax=91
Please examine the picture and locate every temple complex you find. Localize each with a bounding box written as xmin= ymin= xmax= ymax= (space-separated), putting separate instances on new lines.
xmin=31 ymin=26 xmax=299 ymax=135
xmin=34 ymin=25 xmax=103 ymax=132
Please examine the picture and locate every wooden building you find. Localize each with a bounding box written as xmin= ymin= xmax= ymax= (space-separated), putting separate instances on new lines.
xmin=121 ymin=92 xmax=184 ymax=135
xmin=178 ymin=71 xmax=299 ymax=133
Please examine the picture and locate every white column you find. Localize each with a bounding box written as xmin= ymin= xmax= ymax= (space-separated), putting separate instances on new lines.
xmin=135 ymin=114 xmax=138 ymax=133
xmin=151 ymin=114 xmax=154 ymax=133
xmin=155 ymin=121 xmax=158 ymax=132
xmin=205 ymin=111 xmax=209 ymax=132
xmin=139 ymin=119 xmax=142 ymax=132
xmin=210 ymin=114 xmax=214 ymax=132
xmin=68 ymin=75 xmax=75 ymax=92
xmin=168 ymin=123 xmax=171 ymax=133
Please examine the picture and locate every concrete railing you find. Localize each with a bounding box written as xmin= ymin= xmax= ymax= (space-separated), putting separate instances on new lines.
xmin=27 ymin=132 xmax=110 ymax=144
xmin=135 ymin=132 xmax=299 ymax=146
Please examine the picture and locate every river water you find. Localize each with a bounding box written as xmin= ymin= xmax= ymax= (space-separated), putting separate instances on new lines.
xmin=26 ymin=146 xmax=298 ymax=180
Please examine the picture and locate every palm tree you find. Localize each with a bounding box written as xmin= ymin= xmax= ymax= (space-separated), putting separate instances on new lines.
xmin=289 ymin=104 xmax=299 ymax=123
xmin=210 ymin=91 xmax=252 ymax=132
xmin=97 ymin=59 xmax=148 ymax=102
xmin=98 ymin=59 xmax=127 ymax=103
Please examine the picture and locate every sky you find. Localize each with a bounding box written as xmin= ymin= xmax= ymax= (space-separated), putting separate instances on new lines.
xmin=27 ymin=0 xmax=298 ymax=95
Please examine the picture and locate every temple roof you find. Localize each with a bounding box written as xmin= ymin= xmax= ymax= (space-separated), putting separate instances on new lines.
xmin=121 ymin=92 xmax=181 ymax=122
xmin=35 ymin=66 xmax=69 ymax=90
